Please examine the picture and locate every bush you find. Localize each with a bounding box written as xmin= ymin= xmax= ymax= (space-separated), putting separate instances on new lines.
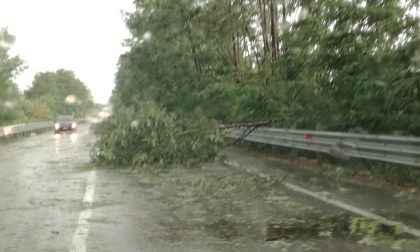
xmin=22 ymin=99 xmax=54 ymax=121
xmin=91 ymin=101 xmax=224 ymax=170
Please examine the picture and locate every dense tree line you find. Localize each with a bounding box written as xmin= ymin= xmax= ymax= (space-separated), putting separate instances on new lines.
xmin=25 ymin=69 xmax=94 ymax=119
xmin=96 ymin=0 xmax=420 ymax=168
xmin=0 ymin=28 xmax=93 ymax=124
xmin=94 ymin=0 xmax=420 ymax=168
xmin=112 ymin=0 xmax=419 ymax=135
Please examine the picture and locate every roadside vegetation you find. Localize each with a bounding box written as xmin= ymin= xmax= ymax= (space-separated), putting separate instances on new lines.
xmin=93 ymin=0 xmax=420 ymax=170
xmin=0 ymin=28 xmax=93 ymax=126
xmin=0 ymin=28 xmax=26 ymax=125
xmin=24 ymin=69 xmax=94 ymax=119
xmin=128 ymin=156 xmax=420 ymax=252
xmin=3 ymin=2 xmax=419 ymax=250
xmin=89 ymin=3 xmax=420 ymax=248
xmin=91 ymin=101 xmax=223 ymax=169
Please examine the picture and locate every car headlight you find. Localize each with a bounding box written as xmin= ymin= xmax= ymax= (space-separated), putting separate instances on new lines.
xmin=54 ymin=123 xmax=60 ymax=130
xmin=71 ymin=122 xmax=77 ymax=129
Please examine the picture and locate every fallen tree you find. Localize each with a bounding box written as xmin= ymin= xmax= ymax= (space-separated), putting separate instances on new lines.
xmin=91 ymin=101 xmax=225 ymax=170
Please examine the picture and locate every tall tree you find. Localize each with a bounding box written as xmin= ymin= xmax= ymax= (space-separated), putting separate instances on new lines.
xmin=25 ymin=69 xmax=94 ymax=117
xmin=0 ymin=28 xmax=25 ymax=124
xmin=112 ymin=0 xmax=420 ymax=134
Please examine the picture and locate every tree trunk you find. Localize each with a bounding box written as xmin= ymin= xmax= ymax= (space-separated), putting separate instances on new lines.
xmin=281 ymin=0 xmax=287 ymax=54
xmin=259 ymin=0 xmax=270 ymax=59
xmin=229 ymin=0 xmax=241 ymax=83
xmin=185 ymin=23 xmax=202 ymax=73
xmin=270 ymin=0 xmax=278 ymax=61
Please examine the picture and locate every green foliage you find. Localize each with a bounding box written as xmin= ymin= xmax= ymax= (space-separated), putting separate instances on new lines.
xmin=270 ymin=0 xmax=420 ymax=133
xmin=24 ymin=69 xmax=94 ymax=118
xmin=0 ymin=28 xmax=24 ymax=87
xmin=0 ymin=28 xmax=25 ymax=125
xmin=349 ymin=217 xmax=420 ymax=250
xmin=391 ymin=239 xmax=420 ymax=251
xmin=21 ymin=99 xmax=54 ymax=121
xmin=349 ymin=217 xmax=404 ymax=245
xmin=1 ymin=29 xmax=93 ymax=125
xmin=91 ymin=101 xmax=224 ymax=169
xmin=98 ymin=0 xmax=420 ymax=170
xmin=113 ymin=0 xmax=420 ymax=133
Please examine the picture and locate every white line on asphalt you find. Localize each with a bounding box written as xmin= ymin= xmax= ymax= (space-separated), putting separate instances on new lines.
xmin=225 ymin=159 xmax=420 ymax=238
xmin=285 ymin=182 xmax=420 ymax=238
xmin=70 ymin=170 xmax=97 ymax=252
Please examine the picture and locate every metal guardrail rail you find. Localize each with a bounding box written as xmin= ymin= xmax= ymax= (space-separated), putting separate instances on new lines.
xmin=0 ymin=122 xmax=52 ymax=139
xmin=225 ymin=127 xmax=420 ymax=167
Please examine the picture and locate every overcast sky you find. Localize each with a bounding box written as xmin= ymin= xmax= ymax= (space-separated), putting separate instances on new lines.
xmin=0 ymin=0 xmax=135 ymax=104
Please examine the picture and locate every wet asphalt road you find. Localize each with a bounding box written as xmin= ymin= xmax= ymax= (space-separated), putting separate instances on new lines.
xmin=226 ymin=149 xmax=420 ymax=232
xmin=0 ymin=125 xmax=152 ymax=252
xmin=1 ymin=124 xmax=419 ymax=252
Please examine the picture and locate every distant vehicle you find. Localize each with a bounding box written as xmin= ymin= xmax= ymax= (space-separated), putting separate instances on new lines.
xmin=54 ymin=115 xmax=77 ymax=133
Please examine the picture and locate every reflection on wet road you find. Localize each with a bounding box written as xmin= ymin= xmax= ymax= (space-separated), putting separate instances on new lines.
xmin=0 ymin=126 xmax=93 ymax=252
xmin=0 ymin=125 xmax=163 ymax=252
xmin=1 ymin=124 xmax=420 ymax=252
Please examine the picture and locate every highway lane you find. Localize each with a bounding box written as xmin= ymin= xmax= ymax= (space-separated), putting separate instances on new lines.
xmin=0 ymin=125 xmax=94 ymax=251
xmin=0 ymin=124 xmax=221 ymax=252
xmin=1 ymin=124 xmax=419 ymax=252
xmin=0 ymin=125 xmax=154 ymax=252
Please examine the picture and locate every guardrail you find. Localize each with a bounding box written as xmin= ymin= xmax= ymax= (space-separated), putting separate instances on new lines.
xmin=224 ymin=127 xmax=420 ymax=167
xmin=0 ymin=122 xmax=52 ymax=139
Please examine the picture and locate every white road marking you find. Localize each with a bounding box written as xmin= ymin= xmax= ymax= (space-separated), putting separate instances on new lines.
xmin=70 ymin=170 xmax=97 ymax=252
xmin=285 ymin=182 xmax=420 ymax=238
xmin=83 ymin=185 xmax=95 ymax=207
xmin=225 ymin=159 xmax=420 ymax=239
